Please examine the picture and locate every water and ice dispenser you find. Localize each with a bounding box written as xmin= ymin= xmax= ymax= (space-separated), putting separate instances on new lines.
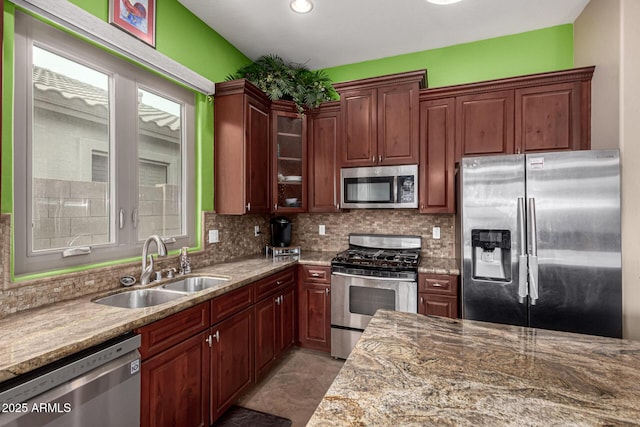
xmin=471 ymin=229 xmax=511 ymax=281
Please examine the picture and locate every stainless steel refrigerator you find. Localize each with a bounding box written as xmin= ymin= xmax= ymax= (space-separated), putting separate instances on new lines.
xmin=460 ymin=150 xmax=622 ymax=338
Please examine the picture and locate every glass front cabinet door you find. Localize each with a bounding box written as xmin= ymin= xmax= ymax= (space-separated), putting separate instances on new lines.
xmin=272 ymin=105 xmax=307 ymax=212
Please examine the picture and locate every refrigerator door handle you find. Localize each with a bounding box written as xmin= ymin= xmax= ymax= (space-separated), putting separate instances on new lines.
xmin=517 ymin=197 xmax=528 ymax=303
xmin=528 ymin=197 xmax=539 ymax=305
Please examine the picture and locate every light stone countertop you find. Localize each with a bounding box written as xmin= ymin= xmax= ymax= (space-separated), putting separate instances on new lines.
xmin=0 ymin=254 xmax=327 ymax=383
xmin=418 ymin=257 xmax=460 ymax=275
xmin=0 ymin=250 xmax=450 ymax=385
xmin=307 ymin=310 xmax=640 ymax=426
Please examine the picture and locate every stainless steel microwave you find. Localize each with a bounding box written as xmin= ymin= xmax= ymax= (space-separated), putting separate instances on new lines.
xmin=340 ymin=164 xmax=418 ymax=209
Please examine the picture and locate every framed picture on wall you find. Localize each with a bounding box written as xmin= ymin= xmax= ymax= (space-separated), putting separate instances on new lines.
xmin=109 ymin=0 xmax=156 ymax=47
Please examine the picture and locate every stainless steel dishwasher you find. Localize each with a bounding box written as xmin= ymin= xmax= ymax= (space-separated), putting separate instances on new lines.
xmin=0 ymin=334 xmax=141 ymax=427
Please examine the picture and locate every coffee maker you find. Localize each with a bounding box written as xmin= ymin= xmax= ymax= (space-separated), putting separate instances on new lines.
xmin=270 ymin=216 xmax=292 ymax=247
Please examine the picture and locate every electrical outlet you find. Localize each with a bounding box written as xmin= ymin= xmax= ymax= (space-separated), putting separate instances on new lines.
xmin=208 ymin=229 xmax=219 ymax=243
xmin=432 ymin=226 xmax=441 ymax=240
xmin=319 ymin=224 xmax=326 ymax=235
xmin=254 ymin=225 xmax=261 ymax=237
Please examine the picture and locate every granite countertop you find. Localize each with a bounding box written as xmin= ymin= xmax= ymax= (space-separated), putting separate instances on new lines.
xmin=0 ymin=250 xmax=442 ymax=384
xmin=308 ymin=310 xmax=640 ymax=426
xmin=418 ymin=257 xmax=459 ymax=275
xmin=0 ymin=254 xmax=320 ymax=383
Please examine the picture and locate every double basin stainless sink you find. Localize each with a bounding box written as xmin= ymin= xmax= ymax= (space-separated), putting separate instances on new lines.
xmin=93 ymin=276 xmax=230 ymax=309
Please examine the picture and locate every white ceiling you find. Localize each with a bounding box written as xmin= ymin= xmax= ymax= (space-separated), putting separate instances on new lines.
xmin=178 ymin=0 xmax=590 ymax=71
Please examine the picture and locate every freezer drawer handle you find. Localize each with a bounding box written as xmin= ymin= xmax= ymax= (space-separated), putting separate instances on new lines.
xmin=527 ymin=197 xmax=539 ymax=305
xmin=517 ymin=197 xmax=528 ymax=303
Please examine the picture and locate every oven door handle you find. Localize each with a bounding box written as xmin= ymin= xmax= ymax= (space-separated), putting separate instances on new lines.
xmin=331 ymin=271 xmax=417 ymax=282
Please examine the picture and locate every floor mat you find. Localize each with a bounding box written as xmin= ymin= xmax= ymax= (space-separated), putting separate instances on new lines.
xmin=212 ymin=406 xmax=292 ymax=427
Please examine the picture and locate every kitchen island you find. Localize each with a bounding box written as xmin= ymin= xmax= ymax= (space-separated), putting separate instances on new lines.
xmin=307 ymin=310 xmax=640 ymax=426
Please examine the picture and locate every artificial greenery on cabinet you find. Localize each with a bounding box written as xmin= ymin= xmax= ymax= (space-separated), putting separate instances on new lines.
xmin=227 ymin=54 xmax=338 ymax=113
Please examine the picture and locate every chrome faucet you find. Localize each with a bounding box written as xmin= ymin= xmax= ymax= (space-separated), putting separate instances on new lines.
xmin=140 ymin=235 xmax=168 ymax=285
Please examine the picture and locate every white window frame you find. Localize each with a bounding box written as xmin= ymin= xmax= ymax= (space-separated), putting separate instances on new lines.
xmin=13 ymin=11 xmax=196 ymax=275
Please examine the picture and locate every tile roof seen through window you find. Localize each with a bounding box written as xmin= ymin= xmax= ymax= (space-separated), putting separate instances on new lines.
xmin=32 ymin=66 xmax=181 ymax=131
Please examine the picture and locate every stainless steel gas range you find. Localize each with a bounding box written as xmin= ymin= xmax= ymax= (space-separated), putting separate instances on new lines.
xmin=330 ymin=234 xmax=421 ymax=359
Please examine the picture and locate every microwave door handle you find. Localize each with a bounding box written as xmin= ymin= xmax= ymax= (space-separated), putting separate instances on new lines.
xmin=393 ymin=176 xmax=398 ymax=203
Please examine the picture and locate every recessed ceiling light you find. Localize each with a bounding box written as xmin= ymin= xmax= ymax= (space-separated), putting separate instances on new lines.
xmin=290 ymin=0 xmax=314 ymax=14
xmin=426 ymin=0 xmax=463 ymax=4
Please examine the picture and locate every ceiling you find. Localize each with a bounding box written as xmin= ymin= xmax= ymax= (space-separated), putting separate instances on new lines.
xmin=178 ymin=0 xmax=590 ymax=71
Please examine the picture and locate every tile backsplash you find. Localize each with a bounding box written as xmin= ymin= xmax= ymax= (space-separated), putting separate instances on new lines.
xmin=0 ymin=209 xmax=455 ymax=317
xmin=290 ymin=210 xmax=456 ymax=258
xmin=0 ymin=212 xmax=270 ymax=317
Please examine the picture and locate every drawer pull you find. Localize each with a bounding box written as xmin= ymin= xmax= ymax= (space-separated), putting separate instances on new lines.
xmin=276 ymin=280 xmax=283 ymax=285
xmin=311 ymin=272 xmax=321 ymax=277
xmin=432 ymin=283 xmax=443 ymax=287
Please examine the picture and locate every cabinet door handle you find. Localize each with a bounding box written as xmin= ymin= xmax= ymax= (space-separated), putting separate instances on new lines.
xmin=378 ymin=154 xmax=382 ymax=163
xmin=325 ymin=287 xmax=330 ymax=295
xmin=275 ymin=295 xmax=282 ymax=305
xmin=206 ymin=335 xmax=213 ymax=347
xmin=336 ymin=203 xmax=340 ymax=210
xmin=214 ymin=330 xmax=220 ymax=342
xmin=372 ymin=156 xmax=375 ymax=164
xmin=274 ymin=203 xmax=278 ymax=211
xmin=246 ymin=202 xmax=251 ymax=212
xmin=420 ymin=296 xmax=424 ymax=304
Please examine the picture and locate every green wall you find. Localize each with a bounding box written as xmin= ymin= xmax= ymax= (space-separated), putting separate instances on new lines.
xmin=65 ymin=0 xmax=249 ymax=85
xmin=2 ymin=0 xmax=251 ymax=214
xmin=323 ymin=25 xmax=574 ymax=87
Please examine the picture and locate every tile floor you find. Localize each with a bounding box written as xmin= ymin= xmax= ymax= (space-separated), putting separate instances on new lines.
xmin=236 ymin=347 xmax=344 ymax=427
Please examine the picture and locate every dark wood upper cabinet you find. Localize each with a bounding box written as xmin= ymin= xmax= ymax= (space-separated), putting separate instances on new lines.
xmin=455 ymin=90 xmax=515 ymax=159
xmin=339 ymin=88 xmax=377 ymax=166
xmin=419 ymin=98 xmax=455 ymax=214
xmin=420 ymin=66 xmax=594 ymax=162
xmin=307 ymin=101 xmax=341 ymax=212
xmin=515 ymin=81 xmax=587 ymax=153
xmin=378 ymin=83 xmax=421 ymax=164
xmin=214 ymin=79 xmax=271 ymax=214
xmin=335 ymin=70 xmax=426 ymax=167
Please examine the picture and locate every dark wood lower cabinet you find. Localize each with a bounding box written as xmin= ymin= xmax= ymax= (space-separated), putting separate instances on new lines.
xmin=278 ymin=286 xmax=296 ymax=354
xmin=419 ymin=294 xmax=458 ymax=318
xmin=255 ymin=283 xmax=296 ymax=381
xmin=255 ymin=294 xmax=277 ymax=380
xmin=141 ymin=331 xmax=210 ymax=427
xmin=138 ymin=266 xmax=298 ymax=425
xmin=297 ymin=265 xmax=331 ymax=353
xmin=210 ymin=306 xmax=255 ymax=422
xmin=418 ymin=273 xmax=459 ymax=319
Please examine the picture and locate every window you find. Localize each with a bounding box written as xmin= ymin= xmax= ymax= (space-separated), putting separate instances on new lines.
xmin=14 ymin=12 xmax=196 ymax=275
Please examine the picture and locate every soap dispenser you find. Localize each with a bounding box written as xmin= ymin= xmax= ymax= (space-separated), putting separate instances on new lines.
xmin=179 ymin=247 xmax=192 ymax=275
